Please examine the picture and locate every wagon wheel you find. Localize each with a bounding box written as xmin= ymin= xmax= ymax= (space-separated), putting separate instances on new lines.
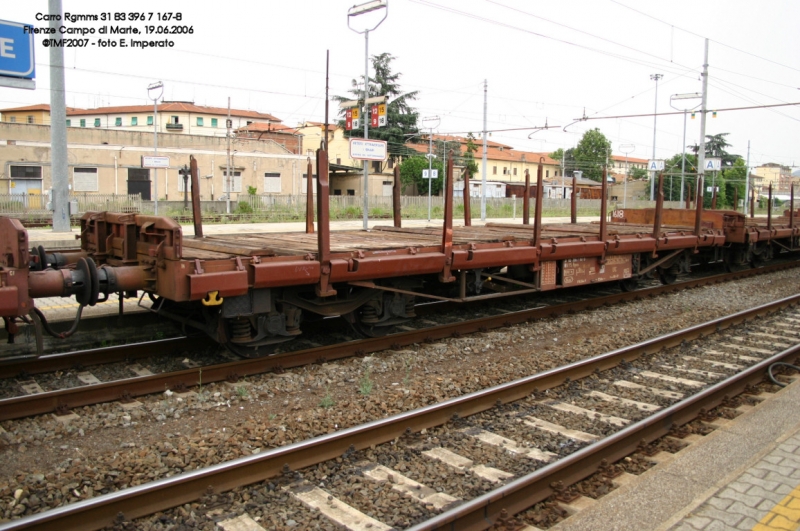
xmin=619 ymin=277 xmax=639 ymax=292
xmin=722 ymin=247 xmax=750 ymax=273
xmin=750 ymin=242 xmax=772 ymax=268
xmin=657 ymin=264 xmax=680 ymax=285
xmin=223 ymin=337 xmax=292 ymax=358
xmin=347 ymin=312 xmax=394 ymax=338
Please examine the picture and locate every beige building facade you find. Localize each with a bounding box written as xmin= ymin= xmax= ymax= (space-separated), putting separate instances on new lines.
xmin=1 ymin=102 xmax=282 ymax=138
xmin=0 ymin=123 xmax=306 ymax=201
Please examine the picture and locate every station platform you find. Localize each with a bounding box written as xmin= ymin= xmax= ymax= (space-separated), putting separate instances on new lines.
xmin=551 ymin=378 xmax=800 ymax=531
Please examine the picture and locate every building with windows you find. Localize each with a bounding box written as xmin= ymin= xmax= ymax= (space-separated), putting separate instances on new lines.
xmin=0 ymin=104 xmax=80 ymax=125
xmin=0 ymin=122 xmax=306 ymax=201
xmin=1 ymin=102 xmax=282 ymax=137
xmin=65 ymin=102 xmax=281 ymax=137
xmin=753 ymin=163 xmax=794 ymax=193
xmin=406 ymin=134 xmax=561 ymax=194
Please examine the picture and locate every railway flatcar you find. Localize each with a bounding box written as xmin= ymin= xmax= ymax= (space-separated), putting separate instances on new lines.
xmin=0 ymin=149 xmax=797 ymax=357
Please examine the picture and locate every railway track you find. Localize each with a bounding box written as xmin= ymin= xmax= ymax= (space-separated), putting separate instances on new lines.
xmin=1 ymin=286 xmax=798 ymax=530
xmin=0 ymin=260 xmax=796 ymax=423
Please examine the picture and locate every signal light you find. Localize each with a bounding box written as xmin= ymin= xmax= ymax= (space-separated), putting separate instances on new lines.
xmin=712 ymin=111 xmax=717 ymax=118
xmin=691 ymin=112 xmax=696 ymax=119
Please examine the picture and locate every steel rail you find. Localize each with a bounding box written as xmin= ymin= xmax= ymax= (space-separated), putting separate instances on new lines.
xmin=0 ymin=261 xmax=796 ymax=422
xmin=0 ymin=336 xmax=207 ymax=379
xmin=1 ymin=293 xmax=798 ymax=531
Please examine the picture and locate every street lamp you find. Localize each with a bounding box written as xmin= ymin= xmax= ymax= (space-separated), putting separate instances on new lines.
xmin=421 ymin=115 xmax=440 ymax=221
xmin=147 ymin=81 xmax=163 ymax=215
xmin=649 ymin=73 xmax=663 ymax=201
xmin=619 ymin=144 xmax=635 ymax=208
xmin=670 ymin=92 xmax=702 ymax=205
xmin=347 ymin=0 xmax=388 ymax=231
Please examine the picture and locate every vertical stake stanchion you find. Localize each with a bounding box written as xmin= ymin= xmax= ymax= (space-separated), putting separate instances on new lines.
xmin=694 ymin=176 xmax=704 ymax=236
xmin=189 ymin=155 xmax=203 ymax=238
xmin=523 ymin=169 xmax=530 ymax=225
xmin=767 ymin=183 xmax=773 ymax=232
xmin=315 ymin=148 xmax=335 ymax=297
xmin=306 ymin=157 xmax=314 ymax=234
xmin=652 ymin=173 xmax=664 ymax=251
xmin=571 ymin=174 xmax=577 ymax=224
xmin=533 ymin=158 xmax=544 ymax=249
xmin=463 ymin=168 xmax=472 ymax=227
xmin=440 ymin=151 xmax=455 ymax=283
xmin=392 ymin=165 xmax=401 ymax=228
xmin=599 ymin=166 xmax=608 ymax=257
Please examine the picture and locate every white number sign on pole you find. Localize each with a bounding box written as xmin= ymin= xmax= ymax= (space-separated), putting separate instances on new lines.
xmin=422 ymin=169 xmax=438 ymax=179
xmin=705 ymin=158 xmax=722 ymax=171
xmin=648 ymin=159 xmax=665 ymax=171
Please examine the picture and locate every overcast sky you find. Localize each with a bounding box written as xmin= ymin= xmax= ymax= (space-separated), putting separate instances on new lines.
xmin=2 ymin=0 xmax=798 ymax=169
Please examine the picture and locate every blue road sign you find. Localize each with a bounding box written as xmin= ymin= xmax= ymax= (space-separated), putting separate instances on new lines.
xmin=0 ymin=20 xmax=35 ymax=79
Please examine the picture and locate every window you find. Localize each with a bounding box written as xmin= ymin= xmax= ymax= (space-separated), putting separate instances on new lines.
xmin=493 ymin=166 xmax=497 ymax=175
xmin=196 ymin=117 xmax=204 ymax=126
xmin=66 ymin=119 xmax=71 ymax=127
xmin=222 ymin=170 xmax=242 ymax=193
xmin=131 ymin=117 xmax=138 ymax=126
xmin=94 ymin=118 xmax=101 ymax=127
xmin=9 ymin=116 xmax=16 ymax=123
xmin=10 ymin=166 xmax=42 ymax=179
xmin=170 ymin=116 xmax=179 ymax=124
xmin=372 ymin=161 xmax=381 ymax=172
xmin=73 ymin=167 xmax=99 ymax=192
xmin=333 ymin=189 xmax=342 ymax=196
xmin=211 ymin=118 xmax=218 ymax=127
xmin=177 ymin=174 xmax=192 ymax=192
xmin=503 ymin=167 xmax=507 ymax=175
xmin=246 ymin=121 xmax=253 ymax=125
xmin=301 ymin=174 xmax=317 ymax=195
xmin=80 ymin=119 xmax=86 ymax=127
xmin=27 ymin=115 xmax=34 ymax=124
xmin=115 ymin=117 xmax=122 ymax=126
xmin=546 ymin=170 xmax=550 ymax=178
xmin=347 ymin=189 xmax=355 ymax=196
xmin=147 ymin=116 xmax=153 ymax=125
xmin=264 ymin=172 xmax=281 ymax=193
xmin=513 ymin=168 xmax=517 ymax=176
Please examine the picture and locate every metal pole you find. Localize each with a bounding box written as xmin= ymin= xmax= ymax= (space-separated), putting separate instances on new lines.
xmin=148 ymin=82 xmax=163 ymax=215
xmin=697 ymin=39 xmax=710 ymax=211
xmin=346 ymin=0 xmax=388 ymax=229
xmin=650 ymin=73 xmax=663 ymax=201
xmin=481 ymin=79 xmax=488 ymax=221
xmin=48 ymin=0 xmax=70 ymax=232
xmin=362 ymin=29 xmax=370 ymax=230
xmin=624 ymin=153 xmax=628 ymax=209
xmin=226 ymin=97 xmax=231 ymax=215
xmin=428 ymin=128 xmax=433 ymax=221
xmin=744 ymin=140 xmax=751 ymax=217
xmin=681 ymin=110 xmax=687 ymax=205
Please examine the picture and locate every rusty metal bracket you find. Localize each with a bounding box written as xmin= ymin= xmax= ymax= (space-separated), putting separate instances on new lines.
xmin=637 ymin=249 xmax=684 ymax=277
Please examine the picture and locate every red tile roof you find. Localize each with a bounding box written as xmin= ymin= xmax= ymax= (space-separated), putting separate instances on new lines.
xmin=610 ymin=154 xmax=648 ymax=164
xmin=66 ymin=102 xmax=281 ymax=121
xmin=0 ymin=104 xmax=82 ymax=113
xmin=406 ymin=141 xmax=559 ymax=166
xmin=236 ymin=122 xmax=296 ymax=133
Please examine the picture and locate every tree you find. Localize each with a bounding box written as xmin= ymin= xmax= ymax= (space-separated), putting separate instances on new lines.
xmin=722 ymin=158 xmax=747 ymax=209
xmin=629 ymin=167 xmax=648 ymax=180
xmin=400 ymin=155 xmax=445 ymax=196
xmin=572 ymin=129 xmax=612 ymax=182
xmin=460 ymin=133 xmax=479 ymax=178
xmin=334 ymin=53 xmax=419 ymax=159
